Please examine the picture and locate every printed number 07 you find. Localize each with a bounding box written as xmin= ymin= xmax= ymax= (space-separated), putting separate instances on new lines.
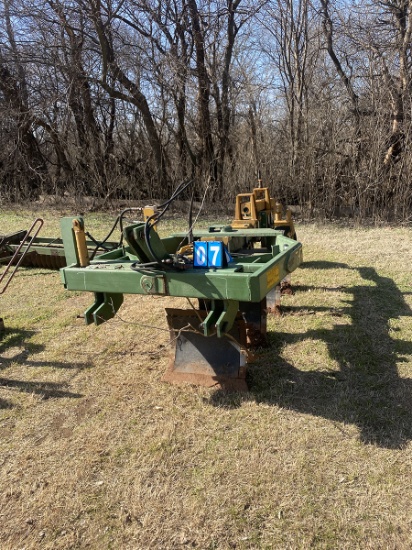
xmin=209 ymin=244 xmax=221 ymax=266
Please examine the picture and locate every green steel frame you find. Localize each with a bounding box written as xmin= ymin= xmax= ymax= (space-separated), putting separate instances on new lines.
xmin=60 ymin=218 xmax=302 ymax=337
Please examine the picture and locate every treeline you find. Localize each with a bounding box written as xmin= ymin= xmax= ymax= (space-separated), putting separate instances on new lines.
xmin=1 ymin=0 xmax=411 ymax=220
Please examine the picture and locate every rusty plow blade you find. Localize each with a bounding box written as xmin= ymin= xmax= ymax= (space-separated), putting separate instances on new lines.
xmin=163 ymin=308 xmax=249 ymax=391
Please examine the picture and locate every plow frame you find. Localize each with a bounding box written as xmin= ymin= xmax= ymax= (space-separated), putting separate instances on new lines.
xmin=59 ymin=218 xmax=302 ymax=390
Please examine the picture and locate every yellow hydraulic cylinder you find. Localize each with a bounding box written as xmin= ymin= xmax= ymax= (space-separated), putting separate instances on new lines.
xmin=72 ymin=219 xmax=89 ymax=267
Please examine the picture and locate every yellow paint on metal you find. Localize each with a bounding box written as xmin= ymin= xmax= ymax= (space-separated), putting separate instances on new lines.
xmin=72 ymin=219 xmax=89 ymax=267
xmin=143 ymin=206 xmax=157 ymax=231
xmin=266 ymin=265 xmax=280 ymax=289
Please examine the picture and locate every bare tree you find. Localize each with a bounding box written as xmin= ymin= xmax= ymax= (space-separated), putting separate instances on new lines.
xmin=0 ymin=0 xmax=47 ymax=199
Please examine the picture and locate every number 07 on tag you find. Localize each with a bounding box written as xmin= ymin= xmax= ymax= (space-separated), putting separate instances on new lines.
xmin=193 ymin=241 xmax=233 ymax=268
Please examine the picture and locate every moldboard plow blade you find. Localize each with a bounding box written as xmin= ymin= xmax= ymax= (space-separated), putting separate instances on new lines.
xmin=163 ymin=308 xmax=249 ymax=391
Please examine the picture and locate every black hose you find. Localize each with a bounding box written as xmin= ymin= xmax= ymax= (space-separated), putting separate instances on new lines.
xmin=91 ymin=179 xmax=196 ymax=268
xmin=143 ymin=179 xmax=194 ymax=266
xmin=89 ymin=207 xmax=142 ymax=260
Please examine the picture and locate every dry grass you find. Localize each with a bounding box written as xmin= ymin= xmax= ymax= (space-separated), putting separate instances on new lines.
xmin=1 ymin=209 xmax=412 ymax=549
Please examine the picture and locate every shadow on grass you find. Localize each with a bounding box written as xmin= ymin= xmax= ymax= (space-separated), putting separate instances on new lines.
xmin=210 ymin=262 xmax=412 ymax=449
xmin=0 ymin=397 xmax=13 ymax=409
xmin=0 ymin=377 xmax=83 ymax=400
xmin=0 ymin=327 xmax=88 ymax=407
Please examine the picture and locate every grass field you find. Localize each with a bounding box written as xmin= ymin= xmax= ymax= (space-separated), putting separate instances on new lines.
xmin=1 ymin=207 xmax=412 ymax=549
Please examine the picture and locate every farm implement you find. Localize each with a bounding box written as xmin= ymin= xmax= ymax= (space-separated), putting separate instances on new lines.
xmin=59 ymin=191 xmax=302 ymax=390
xmin=231 ymin=183 xmax=297 ymax=299
xmin=0 ymin=218 xmax=44 ymax=330
xmin=0 ymin=222 xmax=120 ymax=270
xmin=231 ymin=185 xmax=297 ymax=239
xmin=1 ymin=184 xmax=302 ymax=390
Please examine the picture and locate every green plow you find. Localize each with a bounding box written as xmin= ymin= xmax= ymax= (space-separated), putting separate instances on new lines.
xmin=60 ymin=217 xmax=303 ymax=390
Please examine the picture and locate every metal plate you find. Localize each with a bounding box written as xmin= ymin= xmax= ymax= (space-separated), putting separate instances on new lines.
xmin=163 ymin=308 xmax=249 ymax=390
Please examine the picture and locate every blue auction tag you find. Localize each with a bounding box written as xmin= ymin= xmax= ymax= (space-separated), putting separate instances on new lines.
xmin=194 ymin=241 xmax=233 ymax=268
xmin=194 ymin=241 xmax=208 ymax=267
xmin=207 ymin=242 xmax=224 ymax=267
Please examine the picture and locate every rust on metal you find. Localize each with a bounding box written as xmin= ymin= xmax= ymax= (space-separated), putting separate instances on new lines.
xmin=162 ymin=364 xmax=249 ymax=391
xmin=266 ymin=285 xmax=282 ymax=317
xmin=164 ymin=307 xmax=250 ymax=391
xmin=240 ymin=298 xmax=268 ymax=348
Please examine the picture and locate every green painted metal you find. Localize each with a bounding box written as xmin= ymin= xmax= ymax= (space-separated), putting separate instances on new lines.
xmin=60 ymin=241 xmax=302 ymax=302
xmin=202 ymin=299 xmax=239 ymax=337
xmin=60 ymin=219 xmax=302 ymax=334
xmin=60 ymin=217 xmax=83 ymax=266
xmin=123 ymin=223 xmax=171 ymax=263
xmin=84 ymin=292 xmax=124 ymax=325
